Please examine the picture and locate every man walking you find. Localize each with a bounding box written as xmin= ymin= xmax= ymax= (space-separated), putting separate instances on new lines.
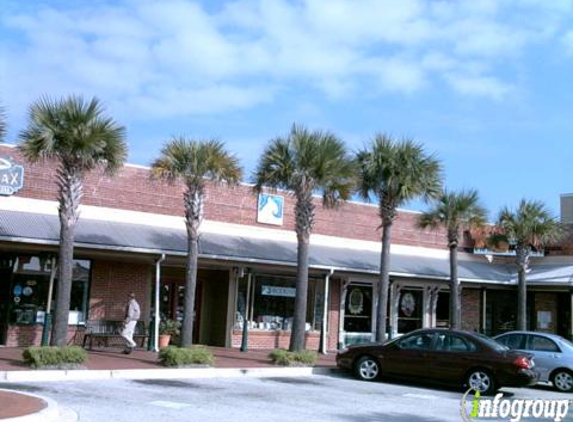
xmin=121 ymin=292 xmax=140 ymax=354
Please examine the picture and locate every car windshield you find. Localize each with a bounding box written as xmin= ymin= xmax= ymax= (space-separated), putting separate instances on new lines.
xmin=475 ymin=333 xmax=509 ymax=352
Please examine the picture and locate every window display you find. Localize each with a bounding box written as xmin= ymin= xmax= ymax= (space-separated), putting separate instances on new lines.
xmin=235 ymin=274 xmax=323 ymax=331
xmin=7 ymin=256 xmax=90 ymax=325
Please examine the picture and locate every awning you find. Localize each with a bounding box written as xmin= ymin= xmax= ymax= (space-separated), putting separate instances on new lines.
xmin=0 ymin=209 xmax=569 ymax=285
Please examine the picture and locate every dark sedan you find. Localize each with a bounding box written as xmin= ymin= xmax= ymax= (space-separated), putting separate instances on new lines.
xmin=336 ymin=328 xmax=538 ymax=394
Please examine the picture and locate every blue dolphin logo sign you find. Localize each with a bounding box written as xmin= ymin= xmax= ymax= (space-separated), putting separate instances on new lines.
xmin=0 ymin=158 xmax=24 ymax=196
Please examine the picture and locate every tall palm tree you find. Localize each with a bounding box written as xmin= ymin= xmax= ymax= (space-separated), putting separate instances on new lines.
xmin=418 ymin=189 xmax=487 ymax=329
xmin=18 ymin=96 xmax=127 ymax=346
xmin=254 ymin=124 xmax=355 ymax=351
xmin=152 ymin=138 xmax=241 ymax=347
xmin=496 ymin=199 xmax=563 ymax=330
xmin=357 ymin=135 xmax=442 ymax=341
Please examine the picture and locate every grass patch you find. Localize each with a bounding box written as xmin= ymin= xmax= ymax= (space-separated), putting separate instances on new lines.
xmin=22 ymin=346 xmax=88 ymax=369
xmin=269 ymin=349 xmax=318 ymax=366
xmin=158 ymin=346 xmax=215 ymax=367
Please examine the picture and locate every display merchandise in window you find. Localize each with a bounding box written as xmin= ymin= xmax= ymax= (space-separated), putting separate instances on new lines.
xmin=235 ymin=275 xmax=322 ymax=331
xmin=3 ymin=256 xmax=91 ymax=325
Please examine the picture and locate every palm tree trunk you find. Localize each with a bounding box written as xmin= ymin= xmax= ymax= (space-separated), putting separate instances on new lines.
xmin=52 ymin=165 xmax=82 ymax=346
xmin=181 ymin=187 xmax=203 ymax=347
xmin=449 ymin=243 xmax=460 ymax=329
xmin=290 ymin=187 xmax=313 ymax=352
xmin=52 ymin=221 xmax=75 ymax=346
xmin=376 ymin=220 xmax=393 ymax=342
xmin=181 ymin=233 xmax=198 ymax=347
xmin=516 ymin=246 xmax=528 ymax=331
xmin=290 ymin=232 xmax=309 ymax=351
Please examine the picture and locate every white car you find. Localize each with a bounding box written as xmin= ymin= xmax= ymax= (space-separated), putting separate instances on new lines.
xmin=494 ymin=331 xmax=573 ymax=392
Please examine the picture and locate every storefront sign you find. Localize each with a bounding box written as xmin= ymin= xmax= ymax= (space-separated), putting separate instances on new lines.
xmin=0 ymin=157 xmax=24 ymax=196
xmin=257 ymin=194 xmax=284 ymax=226
xmin=261 ymin=285 xmax=296 ymax=298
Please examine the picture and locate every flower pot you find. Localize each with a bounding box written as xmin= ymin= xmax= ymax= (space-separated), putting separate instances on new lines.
xmin=158 ymin=334 xmax=171 ymax=348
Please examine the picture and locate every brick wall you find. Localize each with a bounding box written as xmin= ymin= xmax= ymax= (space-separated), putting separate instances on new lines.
xmin=89 ymin=260 xmax=151 ymax=321
xmin=6 ymin=325 xmax=83 ymax=347
xmin=461 ymin=288 xmax=481 ymax=332
xmin=2 ymin=144 xmax=454 ymax=249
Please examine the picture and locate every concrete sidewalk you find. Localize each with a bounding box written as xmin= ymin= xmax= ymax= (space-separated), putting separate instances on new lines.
xmin=0 ymin=347 xmax=336 ymax=382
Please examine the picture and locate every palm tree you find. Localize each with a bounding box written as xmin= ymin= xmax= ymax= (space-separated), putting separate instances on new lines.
xmin=18 ymin=96 xmax=127 ymax=346
xmin=254 ymin=124 xmax=355 ymax=351
xmin=496 ymin=199 xmax=563 ymax=330
xmin=152 ymin=138 xmax=241 ymax=347
xmin=357 ymin=135 xmax=442 ymax=341
xmin=418 ymin=189 xmax=487 ymax=329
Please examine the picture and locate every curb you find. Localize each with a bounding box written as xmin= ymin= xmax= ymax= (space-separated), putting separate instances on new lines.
xmin=0 ymin=389 xmax=60 ymax=422
xmin=0 ymin=366 xmax=338 ymax=383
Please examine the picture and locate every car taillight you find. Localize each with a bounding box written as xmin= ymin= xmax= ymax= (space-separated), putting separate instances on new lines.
xmin=514 ymin=356 xmax=532 ymax=369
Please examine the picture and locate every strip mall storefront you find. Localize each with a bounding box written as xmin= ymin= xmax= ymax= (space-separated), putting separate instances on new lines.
xmin=0 ymin=142 xmax=572 ymax=349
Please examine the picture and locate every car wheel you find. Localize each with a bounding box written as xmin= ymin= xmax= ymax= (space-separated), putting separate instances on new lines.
xmin=466 ymin=369 xmax=495 ymax=395
xmin=354 ymin=355 xmax=380 ymax=381
xmin=552 ymin=370 xmax=573 ymax=393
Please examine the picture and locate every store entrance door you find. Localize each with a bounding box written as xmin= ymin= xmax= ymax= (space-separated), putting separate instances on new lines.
xmin=0 ymin=257 xmax=15 ymax=345
xmin=160 ymin=278 xmax=202 ymax=344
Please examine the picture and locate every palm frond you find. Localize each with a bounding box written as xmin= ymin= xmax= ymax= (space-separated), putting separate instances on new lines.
xmin=496 ymin=198 xmax=563 ymax=248
xmin=357 ymin=134 xmax=443 ymax=218
xmin=418 ymin=188 xmax=488 ymax=241
xmin=18 ymin=95 xmax=127 ymax=174
xmin=254 ymin=124 xmax=355 ymax=208
xmin=151 ymin=137 xmax=242 ymax=188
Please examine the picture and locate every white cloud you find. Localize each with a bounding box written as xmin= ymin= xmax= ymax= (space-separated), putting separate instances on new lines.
xmin=0 ymin=0 xmax=570 ymax=120
xmin=446 ymin=74 xmax=512 ymax=100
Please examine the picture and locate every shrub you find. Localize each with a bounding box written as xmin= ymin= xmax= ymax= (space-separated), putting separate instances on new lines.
xmin=22 ymin=346 xmax=88 ymax=369
xmin=158 ymin=346 xmax=215 ymax=367
xmin=159 ymin=319 xmax=181 ymax=336
xmin=269 ymin=349 xmax=293 ymax=366
xmin=269 ymin=349 xmax=318 ymax=366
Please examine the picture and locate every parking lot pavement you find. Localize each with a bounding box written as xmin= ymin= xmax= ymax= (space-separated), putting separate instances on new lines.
xmin=0 ymin=374 xmax=571 ymax=422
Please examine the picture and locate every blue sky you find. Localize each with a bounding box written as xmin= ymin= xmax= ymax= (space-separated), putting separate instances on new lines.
xmin=1 ymin=0 xmax=573 ymax=219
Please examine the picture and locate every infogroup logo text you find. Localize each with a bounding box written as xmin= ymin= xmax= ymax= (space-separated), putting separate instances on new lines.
xmin=460 ymin=389 xmax=570 ymax=422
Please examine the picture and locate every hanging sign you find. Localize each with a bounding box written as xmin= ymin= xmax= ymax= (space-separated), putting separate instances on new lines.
xmin=261 ymin=285 xmax=296 ymax=298
xmin=0 ymin=157 xmax=24 ymax=196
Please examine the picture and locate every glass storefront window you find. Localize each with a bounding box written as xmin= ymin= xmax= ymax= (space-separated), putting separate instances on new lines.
xmin=6 ymin=256 xmax=90 ymax=325
xmin=343 ymin=284 xmax=372 ymax=333
xmin=235 ymin=274 xmax=322 ymax=331
xmin=398 ymin=289 xmax=423 ymax=334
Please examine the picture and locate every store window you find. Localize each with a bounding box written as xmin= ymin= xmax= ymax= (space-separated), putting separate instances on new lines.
xmin=344 ymin=284 xmax=372 ymax=333
xmin=398 ymin=289 xmax=423 ymax=334
xmin=235 ymin=274 xmax=323 ymax=331
xmin=7 ymin=256 xmax=90 ymax=325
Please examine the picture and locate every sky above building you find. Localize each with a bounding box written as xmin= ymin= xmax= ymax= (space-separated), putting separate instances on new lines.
xmin=1 ymin=0 xmax=572 ymax=219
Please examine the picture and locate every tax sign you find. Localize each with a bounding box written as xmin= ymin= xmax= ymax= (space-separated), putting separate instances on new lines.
xmin=0 ymin=158 xmax=24 ymax=196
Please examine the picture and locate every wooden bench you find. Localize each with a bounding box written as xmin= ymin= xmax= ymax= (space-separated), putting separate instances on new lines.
xmin=82 ymin=320 xmax=148 ymax=350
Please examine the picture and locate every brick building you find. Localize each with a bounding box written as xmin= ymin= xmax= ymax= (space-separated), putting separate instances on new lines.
xmin=0 ymin=143 xmax=571 ymax=349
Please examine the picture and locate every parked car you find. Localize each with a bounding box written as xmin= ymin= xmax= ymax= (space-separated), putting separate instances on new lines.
xmin=336 ymin=328 xmax=538 ymax=395
xmin=493 ymin=331 xmax=573 ymax=392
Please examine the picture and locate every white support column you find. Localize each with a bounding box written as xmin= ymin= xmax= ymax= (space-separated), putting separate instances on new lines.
xmin=320 ymin=269 xmax=333 ymax=354
xmin=391 ymin=283 xmax=402 ymax=338
xmin=153 ymin=254 xmax=165 ymax=353
xmin=338 ymin=278 xmax=351 ymax=349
